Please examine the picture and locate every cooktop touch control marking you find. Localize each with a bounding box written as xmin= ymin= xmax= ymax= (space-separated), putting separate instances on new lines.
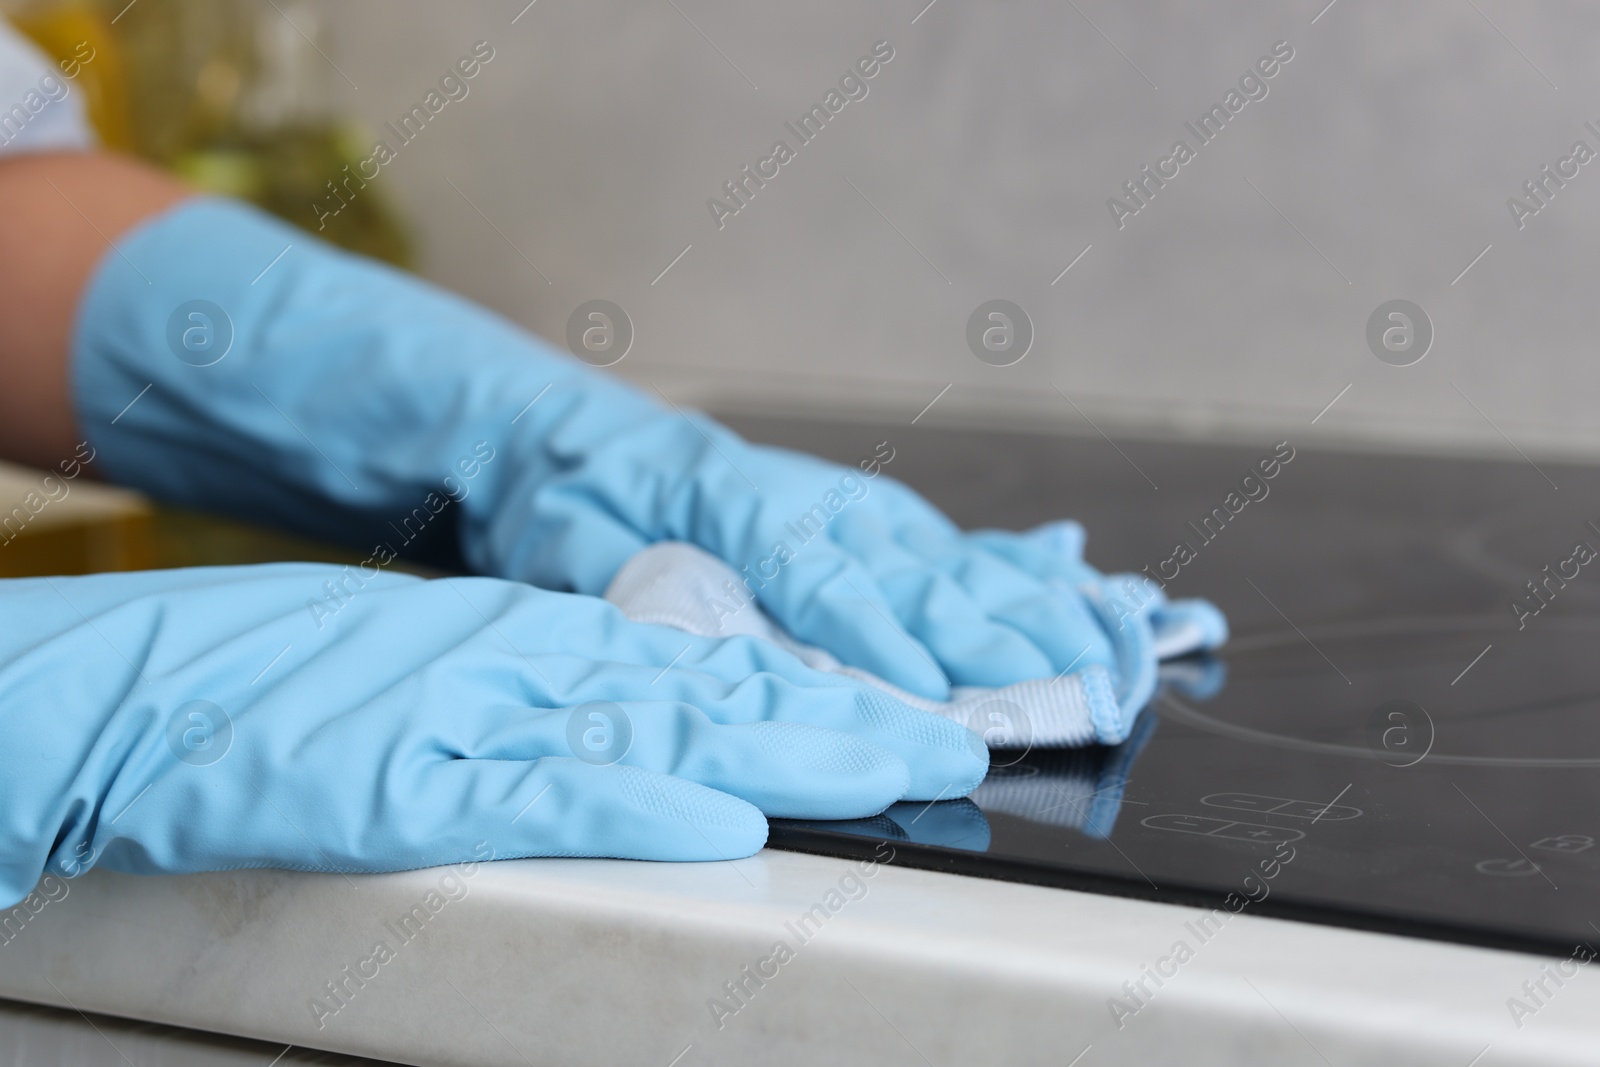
xmin=1142 ymin=813 xmax=1306 ymax=845
xmin=1475 ymin=858 xmax=1544 ymax=877
xmin=1530 ymin=835 xmax=1593 ymax=853
xmin=1201 ymin=792 xmax=1363 ymax=821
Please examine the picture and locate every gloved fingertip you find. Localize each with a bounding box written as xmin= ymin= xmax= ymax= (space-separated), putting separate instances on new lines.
xmin=720 ymin=817 xmax=770 ymax=860
xmin=738 ymin=722 xmax=911 ymax=820
xmin=852 ymin=690 xmax=989 ymax=801
xmin=498 ymin=761 xmax=768 ymax=861
xmin=1185 ymin=598 xmax=1230 ymax=649
xmin=924 ymin=722 xmax=990 ymax=800
xmin=1151 ymin=598 xmax=1230 ymax=658
xmin=900 ymin=756 xmax=988 ymax=802
xmin=612 ymin=764 xmax=770 ymax=858
xmin=1025 ymin=519 xmax=1087 ymax=558
xmin=1158 ymin=655 xmax=1229 ymax=700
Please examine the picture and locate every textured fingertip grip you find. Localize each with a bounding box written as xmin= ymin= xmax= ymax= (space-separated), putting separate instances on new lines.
xmin=854 ymin=689 xmax=990 ymax=800
xmin=615 ymin=763 xmax=765 ymax=832
xmin=741 ymin=721 xmax=910 ymax=819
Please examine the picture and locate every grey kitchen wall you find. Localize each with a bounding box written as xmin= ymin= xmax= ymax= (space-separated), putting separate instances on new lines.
xmin=319 ymin=1 xmax=1600 ymax=460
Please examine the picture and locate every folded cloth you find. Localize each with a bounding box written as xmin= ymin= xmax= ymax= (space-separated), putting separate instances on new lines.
xmin=604 ymin=541 xmax=1226 ymax=747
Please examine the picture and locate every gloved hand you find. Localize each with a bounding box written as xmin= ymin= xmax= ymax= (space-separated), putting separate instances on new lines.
xmin=74 ymin=197 xmax=1224 ymax=705
xmin=0 ymin=564 xmax=987 ymax=908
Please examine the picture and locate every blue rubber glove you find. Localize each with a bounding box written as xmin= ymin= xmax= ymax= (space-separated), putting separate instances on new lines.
xmin=74 ymin=197 xmax=1222 ymax=703
xmin=967 ymin=520 xmax=1229 ymax=677
xmin=0 ymin=564 xmax=986 ymax=908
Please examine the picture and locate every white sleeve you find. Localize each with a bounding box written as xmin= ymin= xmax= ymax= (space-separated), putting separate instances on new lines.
xmin=0 ymin=18 xmax=95 ymax=156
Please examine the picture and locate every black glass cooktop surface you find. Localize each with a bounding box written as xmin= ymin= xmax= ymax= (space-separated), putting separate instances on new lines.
xmin=722 ymin=413 xmax=1600 ymax=958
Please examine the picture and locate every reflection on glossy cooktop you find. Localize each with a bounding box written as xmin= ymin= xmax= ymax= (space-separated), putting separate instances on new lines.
xmin=724 ymin=413 xmax=1600 ymax=957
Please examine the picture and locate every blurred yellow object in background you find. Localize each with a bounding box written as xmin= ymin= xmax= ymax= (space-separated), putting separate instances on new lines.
xmin=8 ymin=0 xmax=133 ymax=149
xmin=0 ymin=460 xmax=153 ymax=577
xmin=0 ymin=459 xmax=395 ymax=578
xmin=8 ymin=0 xmax=413 ymax=267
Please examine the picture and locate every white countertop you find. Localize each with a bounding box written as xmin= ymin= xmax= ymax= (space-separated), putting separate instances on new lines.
xmin=1 ymin=849 xmax=1597 ymax=1066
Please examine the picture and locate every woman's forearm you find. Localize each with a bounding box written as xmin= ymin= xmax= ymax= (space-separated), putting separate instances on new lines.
xmin=0 ymin=151 xmax=190 ymax=470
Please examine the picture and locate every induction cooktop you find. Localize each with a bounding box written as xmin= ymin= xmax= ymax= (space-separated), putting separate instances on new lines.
xmin=720 ymin=412 xmax=1600 ymax=959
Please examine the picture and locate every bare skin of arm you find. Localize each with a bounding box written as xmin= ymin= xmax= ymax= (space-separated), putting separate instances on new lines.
xmin=0 ymin=151 xmax=190 ymax=471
